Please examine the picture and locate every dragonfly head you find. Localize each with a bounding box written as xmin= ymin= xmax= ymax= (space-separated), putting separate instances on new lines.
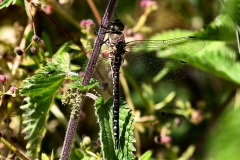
xmin=109 ymin=19 xmax=124 ymax=32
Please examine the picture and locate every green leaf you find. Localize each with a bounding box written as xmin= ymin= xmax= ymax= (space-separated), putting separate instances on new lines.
xmin=75 ymin=149 xmax=84 ymax=159
xmin=203 ymin=102 xmax=240 ymax=159
xmin=0 ymin=0 xmax=16 ymax=9
xmin=50 ymin=150 xmax=54 ymax=160
xmin=95 ymin=97 xmax=135 ymax=160
xmin=41 ymin=153 xmax=49 ymax=160
xmin=95 ymin=98 xmax=116 ymax=159
xmin=187 ymin=41 xmax=240 ymax=85
xmin=220 ymin=0 xmax=240 ymax=26
xmin=19 ymin=43 xmax=71 ymax=158
xmin=150 ymin=30 xmax=240 ymax=85
xmin=139 ymin=150 xmax=153 ymax=160
xmin=66 ymin=74 xmax=99 ymax=92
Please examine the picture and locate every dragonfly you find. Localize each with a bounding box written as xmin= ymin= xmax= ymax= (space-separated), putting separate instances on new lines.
xmin=85 ymin=18 xmax=206 ymax=149
xmin=70 ymin=18 xmax=206 ymax=149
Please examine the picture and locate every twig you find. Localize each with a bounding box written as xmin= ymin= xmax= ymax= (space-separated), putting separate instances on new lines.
xmin=60 ymin=94 xmax=83 ymax=160
xmin=60 ymin=0 xmax=119 ymax=159
xmin=87 ymin=0 xmax=102 ymax=25
xmin=82 ymin=0 xmax=119 ymax=85
xmin=0 ymin=132 xmax=29 ymax=160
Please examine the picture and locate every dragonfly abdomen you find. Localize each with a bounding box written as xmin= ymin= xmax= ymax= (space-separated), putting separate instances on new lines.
xmin=110 ymin=52 xmax=123 ymax=149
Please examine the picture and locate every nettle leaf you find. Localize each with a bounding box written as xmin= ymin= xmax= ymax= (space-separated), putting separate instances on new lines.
xmin=0 ymin=0 xmax=16 ymax=9
xmin=66 ymin=73 xmax=99 ymax=91
xmin=220 ymin=0 xmax=240 ymax=26
xmin=186 ymin=41 xmax=240 ymax=85
xmin=150 ymin=30 xmax=240 ymax=85
xmin=95 ymin=97 xmax=135 ymax=160
xmin=19 ymin=43 xmax=71 ymax=158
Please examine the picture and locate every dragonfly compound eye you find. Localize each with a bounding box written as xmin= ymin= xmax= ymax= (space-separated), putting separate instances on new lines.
xmin=109 ymin=19 xmax=125 ymax=31
xmin=110 ymin=24 xmax=121 ymax=32
xmin=116 ymin=22 xmax=124 ymax=31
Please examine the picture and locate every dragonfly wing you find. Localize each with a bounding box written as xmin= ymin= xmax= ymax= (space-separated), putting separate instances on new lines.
xmin=126 ymin=37 xmax=205 ymax=59
xmin=92 ymin=44 xmax=113 ymax=97
xmin=123 ymin=52 xmax=193 ymax=84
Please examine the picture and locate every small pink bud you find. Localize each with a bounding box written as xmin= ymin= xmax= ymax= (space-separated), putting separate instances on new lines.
xmin=134 ymin=33 xmax=144 ymax=40
xmin=0 ymin=75 xmax=6 ymax=83
xmin=102 ymin=51 xmax=109 ymax=58
xmin=174 ymin=117 xmax=182 ymax=127
xmin=140 ymin=0 xmax=147 ymax=7
xmin=80 ymin=20 xmax=87 ymax=28
xmin=79 ymin=72 xmax=85 ymax=77
xmin=125 ymin=29 xmax=134 ymax=37
xmin=191 ymin=110 xmax=203 ymax=124
xmin=86 ymin=19 xmax=95 ymax=27
xmin=140 ymin=0 xmax=157 ymax=8
xmin=79 ymin=112 xmax=86 ymax=120
xmin=161 ymin=136 xmax=171 ymax=144
xmin=9 ymin=86 xmax=18 ymax=93
xmin=44 ymin=5 xmax=53 ymax=14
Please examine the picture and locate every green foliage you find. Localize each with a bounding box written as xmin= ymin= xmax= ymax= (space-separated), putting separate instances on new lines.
xmin=74 ymin=149 xmax=84 ymax=159
xmin=220 ymin=0 xmax=240 ymax=26
xmin=41 ymin=152 xmax=54 ymax=160
xmin=19 ymin=44 xmax=71 ymax=158
xmin=0 ymin=0 xmax=16 ymax=9
xmin=203 ymin=102 xmax=240 ymax=159
xmin=65 ymin=74 xmax=99 ymax=92
xmin=189 ymin=41 xmax=240 ymax=85
xmin=139 ymin=150 xmax=153 ymax=160
xmin=95 ymin=97 xmax=135 ymax=160
xmin=149 ymin=29 xmax=240 ymax=86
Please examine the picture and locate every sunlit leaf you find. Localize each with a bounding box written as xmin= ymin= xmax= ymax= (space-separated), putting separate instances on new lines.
xmin=95 ymin=97 xmax=135 ymax=160
xmin=19 ymin=43 xmax=71 ymax=158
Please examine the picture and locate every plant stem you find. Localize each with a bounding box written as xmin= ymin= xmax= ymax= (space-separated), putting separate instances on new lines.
xmin=87 ymin=0 xmax=102 ymax=25
xmin=60 ymin=94 xmax=83 ymax=160
xmin=82 ymin=0 xmax=119 ymax=85
xmin=0 ymin=133 xmax=29 ymax=160
xmin=60 ymin=0 xmax=119 ymax=159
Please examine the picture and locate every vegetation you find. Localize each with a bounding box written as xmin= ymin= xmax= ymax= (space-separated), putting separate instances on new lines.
xmin=0 ymin=0 xmax=240 ymax=159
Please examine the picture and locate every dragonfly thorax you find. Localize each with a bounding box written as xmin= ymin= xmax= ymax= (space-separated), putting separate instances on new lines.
xmin=109 ymin=32 xmax=125 ymax=46
xmin=115 ymin=42 xmax=126 ymax=56
xmin=108 ymin=33 xmax=126 ymax=56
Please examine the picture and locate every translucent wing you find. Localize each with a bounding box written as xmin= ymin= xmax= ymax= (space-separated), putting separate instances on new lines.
xmin=125 ymin=37 xmax=205 ymax=59
xmin=122 ymin=37 xmax=205 ymax=84
xmin=81 ymin=37 xmax=205 ymax=88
